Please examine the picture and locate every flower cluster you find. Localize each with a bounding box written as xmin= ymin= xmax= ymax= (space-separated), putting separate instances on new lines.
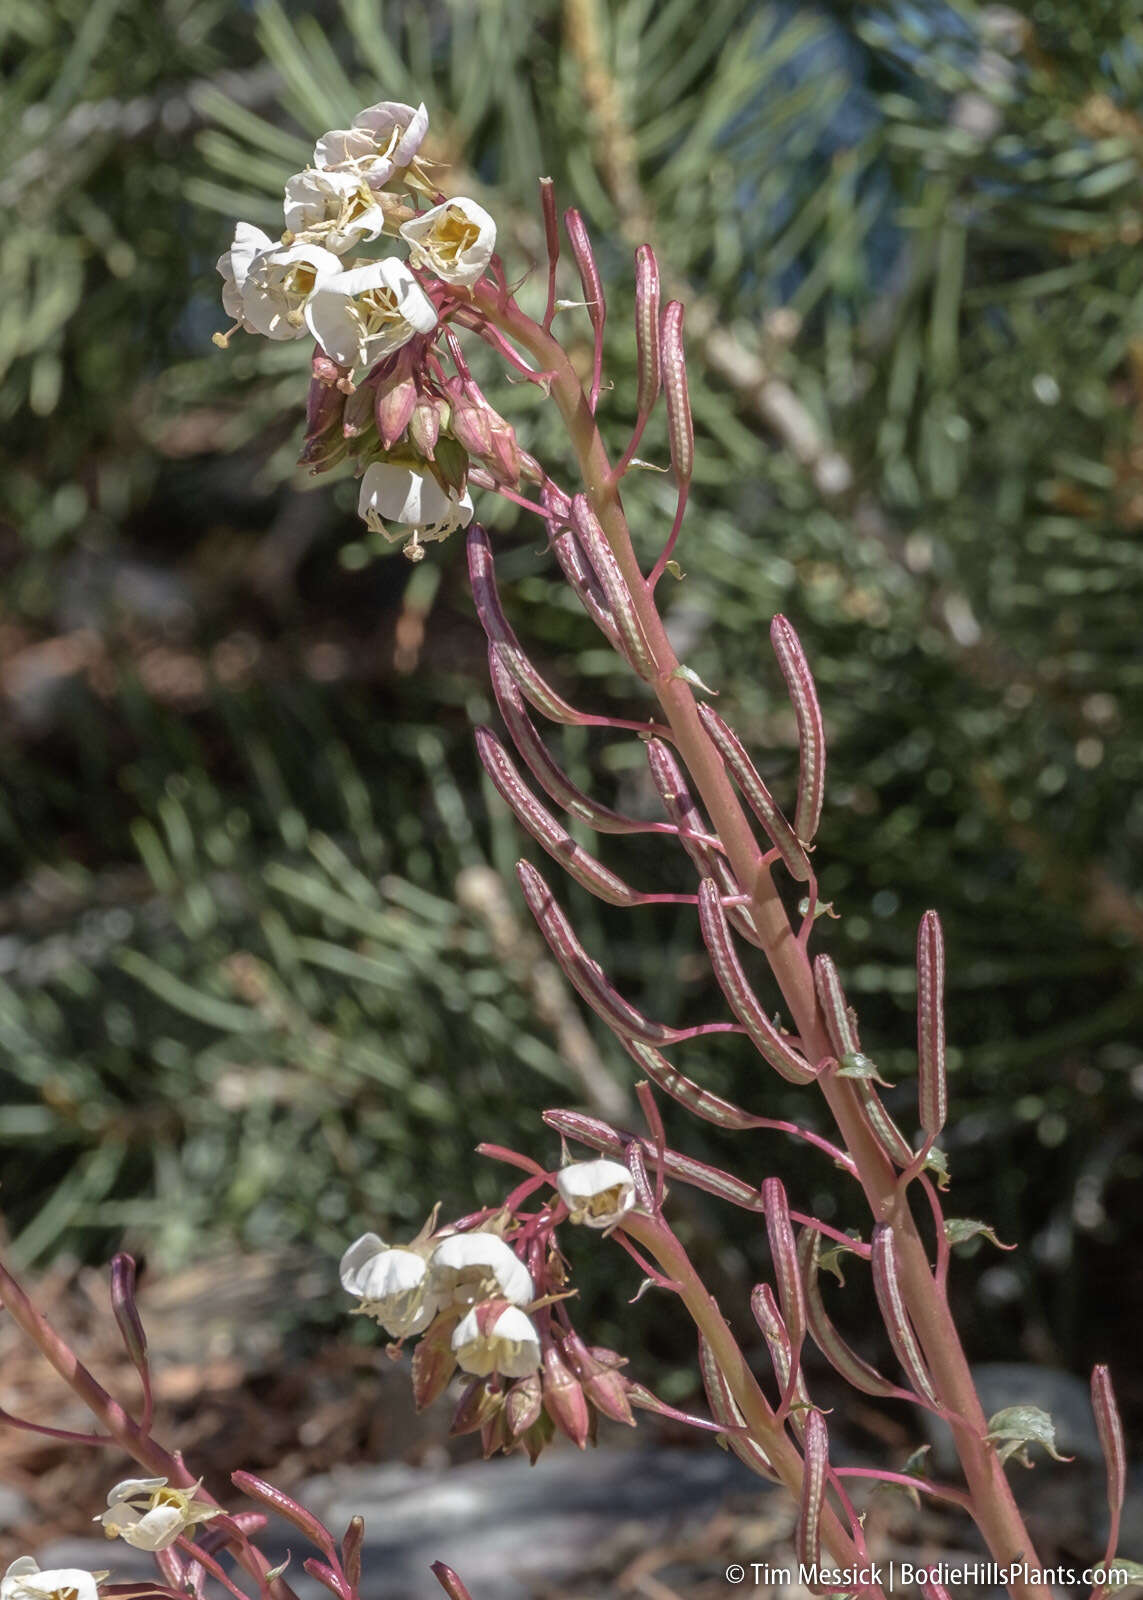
xmin=340 ymin=1161 xmax=639 ymax=1460
xmin=215 ymin=100 xmax=515 ymax=561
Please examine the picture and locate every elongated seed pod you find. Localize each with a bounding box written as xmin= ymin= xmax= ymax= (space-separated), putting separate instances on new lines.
xmin=797 ymin=1229 xmax=909 ymax=1402
xmin=698 ymin=880 xmax=816 ymax=1083
xmin=696 ymin=703 xmax=813 ymax=882
xmin=551 ymin=529 xmax=622 ymax=649
xmin=620 ymin=1036 xmax=765 ymax=1132
xmin=796 ymin=1409 xmax=829 ymax=1580
xmin=539 ymin=177 xmax=560 ymax=331
xmin=340 ymin=1518 xmax=364 ymax=1592
xmin=644 ymin=738 xmax=761 ymax=947
xmin=231 ymin=1472 xmax=331 ymax=1548
xmin=770 ymin=615 xmax=825 ymax=844
xmin=469 ymin=526 xmax=648 ymax=731
xmin=917 ymin=910 xmax=948 ymax=1137
xmin=476 ymin=728 xmax=647 ymax=908
xmin=109 ymin=1252 xmax=147 ymax=1372
xmin=660 ymin=301 xmax=693 ymax=486
xmin=814 ymin=953 xmax=915 ymax=1166
xmin=517 ymin=861 xmax=690 ymax=1045
xmin=750 ymin=1282 xmax=810 ymax=1439
xmin=634 ymin=245 xmax=661 ymax=417
xmin=489 ymin=649 xmax=666 ymax=836
xmin=570 ymin=495 xmax=658 ymax=678
xmin=637 ymin=739 xmax=762 ymax=947
xmin=1091 ymin=1364 xmax=1126 ymax=1546
xmin=564 ymin=209 xmax=606 ymax=409
xmin=698 ymin=1332 xmax=779 ymax=1482
xmin=761 ymin=1179 xmax=806 ymax=1354
xmin=871 ymin=1225 xmax=939 ymax=1406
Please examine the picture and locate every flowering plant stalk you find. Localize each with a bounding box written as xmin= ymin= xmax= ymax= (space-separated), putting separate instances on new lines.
xmin=0 ymin=95 xmax=1134 ymax=1600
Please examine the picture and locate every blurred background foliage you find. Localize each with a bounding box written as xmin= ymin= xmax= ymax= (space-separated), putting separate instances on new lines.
xmin=1 ymin=0 xmax=1142 ymax=1427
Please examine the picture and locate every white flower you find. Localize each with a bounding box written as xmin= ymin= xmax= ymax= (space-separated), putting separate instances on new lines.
xmin=357 ymin=464 xmax=473 ymax=560
xmin=556 ymin=1159 xmax=637 ymax=1229
xmin=315 ymin=101 xmax=428 ymax=182
xmin=400 ymin=199 xmax=496 ymax=289
xmin=97 ymin=1476 xmax=219 ymax=1551
xmin=2 ymin=1560 xmax=105 ymax=1600
xmin=216 ymin=222 xmax=276 ymax=330
xmin=241 ymin=241 xmax=343 ymax=341
xmin=429 ymin=1232 xmax=534 ymax=1309
xmin=452 ymin=1304 xmax=541 ymax=1378
xmin=339 ymin=1232 xmax=438 ymax=1337
xmin=304 ymin=258 xmax=436 ymax=370
xmin=283 ymin=169 xmax=389 ymax=255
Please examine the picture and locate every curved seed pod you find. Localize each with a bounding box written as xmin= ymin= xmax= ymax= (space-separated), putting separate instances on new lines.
xmin=109 ymin=1253 xmax=147 ymax=1374
xmin=564 ymin=208 xmax=606 ymax=409
xmin=696 ymin=703 xmax=813 ymax=882
xmin=552 ymin=529 xmax=622 ymax=649
xmin=750 ymin=1282 xmax=810 ymax=1440
xmin=660 ymin=301 xmax=693 ymax=486
xmin=231 ymin=1472 xmax=331 ymax=1548
xmin=539 ymin=177 xmax=560 ymax=330
xmin=644 ymin=738 xmax=761 ymax=947
xmin=770 ymin=615 xmax=825 ymax=844
xmin=1091 ymin=1364 xmax=1126 ymax=1559
xmin=796 ymin=1409 xmax=829 ymax=1582
xmin=570 ymin=495 xmax=658 ymax=679
xmin=620 ymin=1037 xmax=764 ymax=1132
xmin=634 ymin=245 xmax=662 ymax=418
xmin=814 ymin=953 xmax=914 ymax=1166
xmin=698 ymin=880 xmax=816 ymax=1084
xmin=917 ymin=910 xmax=948 ymax=1138
xmin=761 ymin=1179 xmax=806 ymax=1354
xmin=871 ymin=1225 xmax=939 ymax=1407
xmin=476 ymin=728 xmax=648 ymax=908
xmin=698 ymin=1332 xmax=779 ymax=1482
xmin=544 ymin=1107 xmax=818 ymax=1219
xmin=489 ymin=649 xmax=667 ymax=836
xmin=797 ymin=1229 xmax=909 ymax=1402
xmin=468 ymin=526 xmax=644 ymax=729
xmin=517 ymin=861 xmax=691 ymax=1045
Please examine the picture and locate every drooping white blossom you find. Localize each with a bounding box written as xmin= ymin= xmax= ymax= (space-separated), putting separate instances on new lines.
xmin=429 ymin=1231 xmax=534 ymax=1309
xmin=283 ymin=169 xmax=389 ymax=255
xmin=97 ymin=1476 xmax=219 ymax=1552
xmin=315 ymin=101 xmax=429 ymax=185
xmin=2 ymin=1560 xmax=105 ymax=1600
xmin=216 ymin=222 xmax=276 ymax=332
xmin=357 ymin=464 xmax=473 ymax=560
xmin=339 ymin=1232 xmax=439 ymax=1337
xmin=240 ymin=241 xmax=344 ymax=341
xmin=304 ymin=258 xmax=436 ymax=370
xmin=452 ymin=1303 xmax=542 ymax=1378
xmin=400 ymin=199 xmax=496 ymax=289
xmin=556 ymin=1160 xmax=637 ymax=1229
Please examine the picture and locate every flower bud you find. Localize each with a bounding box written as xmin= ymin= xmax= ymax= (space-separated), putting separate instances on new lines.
xmin=409 ymin=395 xmax=444 ymax=459
xmin=505 ymin=1374 xmax=543 ymax=1437
xmin=541 ymin=1343 xmax=590 ymax=1448
xmin=374 ymin=350 xmax=419 ymax=449
xmin=342 ymin=380 xmax=376 ymax=440
xmin=450 ymin=1377 xmax=503 ymax=1437
xmin=300 ymin=371 xmax=349 ymax=472
xmin=444 ymin=380 xmax=494 ymax=458
xmin=411 ymin=1315 xmax=459 ymax=1410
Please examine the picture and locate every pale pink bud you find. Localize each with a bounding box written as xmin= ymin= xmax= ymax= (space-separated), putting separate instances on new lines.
xmin=541 ymin=1343 xmax=590 ymax=1448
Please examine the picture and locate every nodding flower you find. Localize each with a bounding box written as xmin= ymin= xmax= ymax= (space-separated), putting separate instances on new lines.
xmin=451 ymin=1301 xmax=542 ymax=1378
xmin=339 ymin=1232 xmax=440 ymax=1337
xmin=304 ymin=258 xmax=436 ymax=372
xmin=356 ymin=463 xmax=474 ymax=563
xmin=96 ymin=1476 xmax=219 ymax=1552
xmin=556 ymin=1159 xmax=637 ymax=1229
xmin=400 ymin=198 xmax=496 ymax=289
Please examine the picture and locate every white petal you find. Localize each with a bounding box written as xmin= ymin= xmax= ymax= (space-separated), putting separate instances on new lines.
xmin=399 ymin=198 xmax=496 ymax=288
xmin=339 ymin=1231 xmax=388 ymax=1295
xmin=429 ymin=1232 xmax=534 ymax=1306
xmin=105 ymin=1476 xmax=167 ymax=1506
xmin=314 ymin=128 xmax=376 ymax=169
xmin=452 ymin=1305 xmax=541 ymax=1378
xmin=120 ymin=1504 xmax=185 ymax=1552
xmin=3 ymin=1569 xmax=100 ymax=1600
xmin=556 ymin=1159 xmax=636 ymax=1226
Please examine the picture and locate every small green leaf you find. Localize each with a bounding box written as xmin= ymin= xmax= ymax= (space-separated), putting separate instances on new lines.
xmin=817 ymin=1236 xmax=863 ymax=1285
xmin=924 ymin=1145 xmax=951 ymax=1186
xmin=1105 ymin=1561 xmax=1143 ymax=1587
xmin=986 ymin=1404 xmax=1071 ymax=1467
xmin=670 ymin=663 xmax=718 ymax=695
xmin=944 ymin=1218 xmax=1015 ymax=1250
xmin=664 ymin=559 xmax=685 ymax=579
xmin=837 ymin=1050 xmax=893 ymax=1086
xmin=902 ymin=1444 xmax=931 ymax=1478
